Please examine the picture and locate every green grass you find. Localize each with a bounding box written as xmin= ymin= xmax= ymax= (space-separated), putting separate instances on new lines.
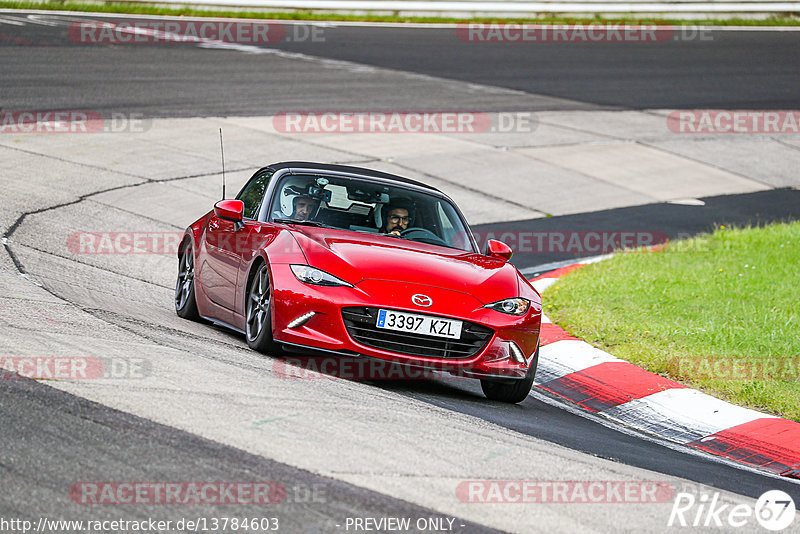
xmin=1 ymin=0 xmax=799 ymax=25
xmin=544 ymin=222 xmax=800 ymax=421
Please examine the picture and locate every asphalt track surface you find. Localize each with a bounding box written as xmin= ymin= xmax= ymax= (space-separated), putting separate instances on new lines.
xmin=2 ymin=12 xmax=800 ymax=532
xmin=1 ymin=15 xmax=799 ymax=115
xmin=1 ymin=377 xmax=498 ymax=533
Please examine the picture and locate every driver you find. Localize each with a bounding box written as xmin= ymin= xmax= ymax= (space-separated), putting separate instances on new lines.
xmin=381 ymin=199 xmax=414 ymax=236
xmin=278 ymin=179 xmax=324 ymax=222
xmin=291 ymin=195 xmax=320 ymax=221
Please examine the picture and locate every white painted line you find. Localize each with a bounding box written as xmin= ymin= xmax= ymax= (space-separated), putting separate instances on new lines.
xmin=104 ymin=0 xmax=800 ymax=14
xmin=604 ymin=388 xmax=773 ymax=444
xmin=24 ymin=14 xmax=63 ymax=26
xmin=531 ymin=277 xmax=557 ymax=293
xmin=0 ymin=15 xmax=26 ymax=25
xmin=5 ymin=10 xmax=800 ymax=30
xmin=668 ymin=198 xmax=706 ymax=206
xmin=75 ymin=19 xmax=529 ymax=98
xmin=536 ymin=339 xmax=622 ymax=384
xmin=577 ymin=253 xmax=614 ymax=265
xmin=529 ymin=388 xmax=799 ymax=484
xmin=522 ymin=252 xmax=613 ymax=278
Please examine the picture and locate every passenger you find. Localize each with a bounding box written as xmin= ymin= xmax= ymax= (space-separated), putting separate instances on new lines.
xmin=381 ymin=199 xmax=414 ymax=236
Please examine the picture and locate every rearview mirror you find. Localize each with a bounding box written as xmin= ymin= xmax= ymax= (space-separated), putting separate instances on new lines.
xmin=347 ymin=189 xmax=390 ymax=204
xmin=486 ymin=239 xmax=513 ymax=261
xmin=214 ymin=200 xmax=244 ymax=222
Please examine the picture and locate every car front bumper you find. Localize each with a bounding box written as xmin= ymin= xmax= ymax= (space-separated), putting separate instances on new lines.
xmin=269 ymin=264 xmax=541 ymax=380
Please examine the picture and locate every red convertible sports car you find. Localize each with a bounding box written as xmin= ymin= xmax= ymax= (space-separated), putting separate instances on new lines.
xmin=176 ymin=162 xmax=542 ymax=403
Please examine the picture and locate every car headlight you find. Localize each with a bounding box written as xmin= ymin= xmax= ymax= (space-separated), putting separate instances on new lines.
xmin=484 ymin=298 xmax=530 ymax=316
xmin=290 ymin=265 xmax=352 ymax=287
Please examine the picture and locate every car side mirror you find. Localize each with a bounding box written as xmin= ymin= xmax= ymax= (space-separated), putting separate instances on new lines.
xmin=486 ymin=239 xmax=513 ymax=261
xmin=214 ymin=200 xmax=244 ymax=223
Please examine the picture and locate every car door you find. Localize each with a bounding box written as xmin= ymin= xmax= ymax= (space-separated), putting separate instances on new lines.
xmin=199 ymin=170 xmax=274 ymax=315
xmin=201 ymin=214 xmax=241 ymax=313
xmin=232 ymin=220 xmax=280 ymax=322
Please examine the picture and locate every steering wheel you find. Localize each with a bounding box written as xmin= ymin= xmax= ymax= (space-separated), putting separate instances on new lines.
xmin=399 ymin=227 xmax=449 ymax=247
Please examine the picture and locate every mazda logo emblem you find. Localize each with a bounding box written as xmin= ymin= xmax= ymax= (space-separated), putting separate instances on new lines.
xmin=411 ymin=294 xmax=432 ymax=307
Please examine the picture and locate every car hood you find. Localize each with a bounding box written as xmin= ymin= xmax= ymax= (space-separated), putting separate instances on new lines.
xmin=289 ymin=227 xmax=520 ymax=304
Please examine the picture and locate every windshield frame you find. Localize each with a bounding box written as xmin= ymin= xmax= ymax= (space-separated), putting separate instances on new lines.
xmin=258 ymin=166 xmax=479 ymax=254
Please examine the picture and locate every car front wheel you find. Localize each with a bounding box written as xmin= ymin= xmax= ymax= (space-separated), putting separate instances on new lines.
xmin=246 ymin=263 xmax=280 ymax=353
xmin=175 ymin=240 xmax=200 ymax=320
xmin=480 ymin=345 xmax=539 ymax=404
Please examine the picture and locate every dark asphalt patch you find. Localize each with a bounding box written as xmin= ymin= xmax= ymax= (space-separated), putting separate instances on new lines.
xmin=0 ymin=376 xmax=497 ymax=533
xmin=470 ymin=188 xmax=800 ymax=272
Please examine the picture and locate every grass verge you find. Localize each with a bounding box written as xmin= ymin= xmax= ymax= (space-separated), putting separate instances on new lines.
xmin=1 ymin=1 xmax=799 ymax=25
xmin=544 ymin=221 xmax=800 ymax=421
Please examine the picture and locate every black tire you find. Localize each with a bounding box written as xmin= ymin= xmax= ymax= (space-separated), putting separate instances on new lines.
xmin=481 ymin=345 xmax=539 ymax=404
xmin=175 ymin=240 xmax=201 ymax=321
xmin=245 ymin=263 xmax=280 ymax=353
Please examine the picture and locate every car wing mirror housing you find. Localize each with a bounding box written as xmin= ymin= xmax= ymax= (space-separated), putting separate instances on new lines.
xmin=486 ymin=239 xmax=513 ymax=261
xmin=214 ymin=200 xmax=244 ymax=223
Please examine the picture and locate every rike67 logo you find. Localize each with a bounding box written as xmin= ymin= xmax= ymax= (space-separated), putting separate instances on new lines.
xmin=669 ymin=490 xmax=796 ymax=531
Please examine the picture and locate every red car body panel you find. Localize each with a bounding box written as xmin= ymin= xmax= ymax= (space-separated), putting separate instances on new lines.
xmin=291 ymin=227 xmax=521 ymax=303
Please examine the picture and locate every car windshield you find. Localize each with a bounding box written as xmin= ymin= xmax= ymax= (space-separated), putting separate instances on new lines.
xmin=268 ymin=173 xmax=476 ymax=252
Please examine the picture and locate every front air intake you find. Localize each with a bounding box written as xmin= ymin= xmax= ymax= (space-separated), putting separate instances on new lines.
xmin=341 ymin=307 xmax=493 ymax=359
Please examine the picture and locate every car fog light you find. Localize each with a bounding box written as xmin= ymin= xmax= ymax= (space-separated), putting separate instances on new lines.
xmin=509 ymin=342 xmax=526 ymax=364
xmin=288 ymin=312 xmax=316 ymax=329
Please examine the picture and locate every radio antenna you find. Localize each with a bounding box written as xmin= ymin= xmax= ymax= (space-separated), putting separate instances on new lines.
xmin=219 ymin=128 xmax=226 ymax=199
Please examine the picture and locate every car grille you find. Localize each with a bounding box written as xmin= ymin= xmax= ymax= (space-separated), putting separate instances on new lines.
xmin=341 ymin=307 xmax=493 ymax=359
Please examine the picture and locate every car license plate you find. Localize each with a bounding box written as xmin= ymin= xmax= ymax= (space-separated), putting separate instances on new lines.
xmin=376 ymin=309 xmax=462 ymax=339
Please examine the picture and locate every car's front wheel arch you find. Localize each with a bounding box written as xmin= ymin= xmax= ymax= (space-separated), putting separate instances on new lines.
xmin=175 ymin=237 xmax=201 ymax=321
xmin=244 ymin=259 xmax=280 ymax=354
xmin=244 ymin=256 xmax=267 ymax=316
xmin=480 ymin=344 xmax=539 ymax=404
